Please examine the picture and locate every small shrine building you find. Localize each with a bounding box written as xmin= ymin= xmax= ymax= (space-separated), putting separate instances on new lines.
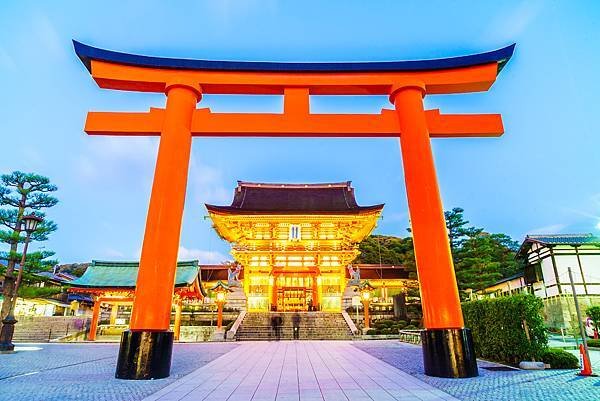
xmin=68 ymin=260 xmax=204 ymax=340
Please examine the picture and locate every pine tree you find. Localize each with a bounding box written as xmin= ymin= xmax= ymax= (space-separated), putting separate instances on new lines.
xmin=454 ymin=233 xmax=504 ymax=291
xmin=357 ymin=208 xmax=522 ymax=295
xmin=0 ymin=172 xmax=58 ymax=323
xmin=444 ymin=207 xmax=482 ymax=256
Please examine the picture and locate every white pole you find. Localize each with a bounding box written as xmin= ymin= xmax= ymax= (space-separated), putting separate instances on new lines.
xmin=568 ymin=267 xmax=591 ymax=365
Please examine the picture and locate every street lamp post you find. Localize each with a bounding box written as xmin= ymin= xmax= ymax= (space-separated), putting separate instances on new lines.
xmin=210 ymin=281 xmax=232 ymax=332
xmin=359 ymin=281 xmax=375 ymax=333
xmin=0 ymin=213 xmax=43 ymax=353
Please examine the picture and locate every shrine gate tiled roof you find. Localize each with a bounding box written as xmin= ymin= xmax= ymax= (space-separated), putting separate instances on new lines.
xmin=69 ymin=260 xmax=199 ymax=288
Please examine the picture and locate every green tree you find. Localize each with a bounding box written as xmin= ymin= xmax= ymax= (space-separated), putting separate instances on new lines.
xmin=355 ymin=234 xmax=417 ymax=277
xmin=444 ymin=207 xmax=482 ymax=256
xmin=357 ymin=208 xmax=521 ymax=294
xmin=0 ymin=172 xmax=58 ymax=323
xmin=586 ymin=306 xmax=600 ymax=338
xmin=454 ymin=231 xmax=522 ymax=292
xmin=454 ymin=233 xmax=504 ymax=291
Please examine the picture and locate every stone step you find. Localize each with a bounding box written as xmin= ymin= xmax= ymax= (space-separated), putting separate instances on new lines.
xmin=236 ymin=312 xmax=353 ymax=341
xmin=11 ymin=316 xmax=90 ymax=343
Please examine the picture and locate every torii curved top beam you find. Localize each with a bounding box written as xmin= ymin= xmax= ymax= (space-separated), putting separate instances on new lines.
xmin=76 ymin=41 xmax=515 ymax=137
xmin=74 ymin=40 xmax=514 ymax=74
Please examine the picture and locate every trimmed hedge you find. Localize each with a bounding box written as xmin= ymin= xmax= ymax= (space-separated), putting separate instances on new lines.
xmin=540 ymin=348 xmax=579 ymax=369
xmin=587 ymin=339 xmax=600 ymax=348
xmin=462 ymin=294 xmax=548 ymax=365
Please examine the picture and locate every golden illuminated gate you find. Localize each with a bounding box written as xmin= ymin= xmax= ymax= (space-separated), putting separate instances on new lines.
xmin=275 ymin=274 xmax=313 ymax=312
xmin=207 ymin=180 xmax=383 ymax=313
xmin=74 ymin=40 xmax=515 ymax=380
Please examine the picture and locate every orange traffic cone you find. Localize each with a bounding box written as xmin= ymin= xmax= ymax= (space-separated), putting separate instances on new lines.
xmin=579 ymin=344 xmax=593 ymax=376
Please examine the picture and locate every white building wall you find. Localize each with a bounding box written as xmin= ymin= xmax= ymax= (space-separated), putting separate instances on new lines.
xmin=540 ymin=257 xmax=557 ymax=285
xmin=555 ymin=254 xmax=581 ymax=286
xmin=534 ymin=244 xmax=600 ymax=297
xmin=581 ymin=254 xmax=600 ymax=294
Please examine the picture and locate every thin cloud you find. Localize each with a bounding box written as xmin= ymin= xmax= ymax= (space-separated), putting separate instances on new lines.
xmin=75 ymin=136 xmax=158 ymax=183
xmin=0 ymin=47 xmax=16 ymax=71
xmin=485 ymin=1 xmax=543 ymax=41
xmin=31 ymin=12 xmax=64 ymax=59
xmin=527 ymin=224 xmax=567 ymax=235
xmin=188 ymin=154 xmax=231 ymax=205
xmin=178 ymin=246 xmax=229 ymax=264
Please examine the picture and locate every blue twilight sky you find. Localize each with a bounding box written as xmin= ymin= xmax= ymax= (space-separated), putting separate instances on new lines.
xmin=0 ymin=1 xmax=599 ymax=264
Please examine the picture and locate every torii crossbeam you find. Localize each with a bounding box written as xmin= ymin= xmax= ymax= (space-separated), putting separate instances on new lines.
xmin=74 ymin=40 xmax=515 ymax=380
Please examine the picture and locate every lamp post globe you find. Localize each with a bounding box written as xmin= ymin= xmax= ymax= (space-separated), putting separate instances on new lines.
xmin=22 ymin=213 xmax=43 ymax=234
xmin=210 ymin=281 xmax=231 ymax=331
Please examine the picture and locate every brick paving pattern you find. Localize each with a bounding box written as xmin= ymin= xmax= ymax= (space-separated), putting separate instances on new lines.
xmin=145 ymin=341 xmax=457 ymax=401
xmin=0 ymin=342 xmax=237 ymax=401
xmin=354 ymin=340 xmax=600 ymax=401
xmin=4 ymin=340 xmax=600 ymax=400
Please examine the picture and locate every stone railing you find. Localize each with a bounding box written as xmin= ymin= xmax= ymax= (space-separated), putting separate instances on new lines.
xmin=178 ymin=326 xmax=216 ymax=342
xmin=341 ymin=310 xmax=359 ymax=335
xmin=226 ymin=310 xmax=246 ymax=341
xmin=398 ymin=329 xmax=422 ymax=345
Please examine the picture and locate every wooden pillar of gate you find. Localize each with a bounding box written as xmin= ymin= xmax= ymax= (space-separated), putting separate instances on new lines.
xmin=88 ymin=298 xmax=101 ymax=341
xmin=116 ymin=82 xmax=201 ymax=380
xmin=391 ymin=83 xmax=477 ymax=378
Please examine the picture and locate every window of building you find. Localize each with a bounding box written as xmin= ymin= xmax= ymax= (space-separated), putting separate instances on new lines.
xmin=289 ymin=224 xmax=301 ymax=241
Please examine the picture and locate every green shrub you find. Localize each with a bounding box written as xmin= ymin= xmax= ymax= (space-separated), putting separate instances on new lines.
xmin=462 ymin=294 xmax=547 ymax=366
xmin=409 ymin=319 xmax=421 ymax=327
xmin=540 ymin=348 xmax=579 ymax=369
xmin=404 ymin=324 xmax=417 ymax=330
xmin=587 ymin=339 xmax=600 ymax=348
xmin=366 ymin=329 xmax=378 ymax=335
xmin=381 ymin=328 xmax=392 ymax=335
xmin=396 ymin=320 xmax=407 ymax=329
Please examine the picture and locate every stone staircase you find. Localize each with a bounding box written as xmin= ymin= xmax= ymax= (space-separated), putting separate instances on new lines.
xmin=236 ymin=312 xmax=354 ymax=341
xmin=10 ymin=316 xmax=90 ymax=343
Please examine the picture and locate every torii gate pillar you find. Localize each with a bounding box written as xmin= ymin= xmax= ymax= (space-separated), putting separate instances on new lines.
xmin=392 ymin=84 xmax=477 ymax=377
xmin=74 ymin=40 xmax=514 ymax=380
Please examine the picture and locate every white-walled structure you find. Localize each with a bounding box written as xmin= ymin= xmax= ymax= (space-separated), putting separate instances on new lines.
xmin=517 ymin=234 xmax=600 ymax=297
xmin=479 ymin=234 xmax=600 ymax=329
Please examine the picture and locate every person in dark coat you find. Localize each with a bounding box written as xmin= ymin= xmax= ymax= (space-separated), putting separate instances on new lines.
xmin=271 ymin=314 xmax=282 ymax=340
xmin=292 ymin=313 xmax=301 ymax=340
xmin=270 ymin=315 xmax=277 ymax=340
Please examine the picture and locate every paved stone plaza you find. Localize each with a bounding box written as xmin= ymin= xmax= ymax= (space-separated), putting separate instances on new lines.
xmin=2 ymin=340 xmax=600 ymax=400
xmin=0 ymin=342 xmax=237 ymax=401
xmin=355 ymin=340 xmax=600 ymax=401
xmin=145 ymin=341 xmax=456 ymax=401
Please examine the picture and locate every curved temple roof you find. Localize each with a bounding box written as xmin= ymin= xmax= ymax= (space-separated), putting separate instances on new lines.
xmin=206 ymin=181 xmax=384 ymax=215
xmin=73 ymin=40 xmax=515 ymax=74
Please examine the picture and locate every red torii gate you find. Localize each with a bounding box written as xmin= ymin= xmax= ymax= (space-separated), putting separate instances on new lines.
xmin=74 ymin=41 xmax=514 ymax=380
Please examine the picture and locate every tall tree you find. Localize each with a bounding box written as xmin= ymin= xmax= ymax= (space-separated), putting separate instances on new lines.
xmin=444 ymin=207 xmax=482 ymax=255
xmin=0 ymin=172 xmax=58 ymax=323
xmin=357 ymin=208 xmax=522 ymax=295
xmin=453 ymin=232 xmax=504 ymax=292
xmin=356 ymin=234 xmax=417 ymax=277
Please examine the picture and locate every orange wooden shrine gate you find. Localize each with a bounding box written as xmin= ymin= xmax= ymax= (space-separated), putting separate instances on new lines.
xmin=74 ymin=41 xmax=514 ymax=379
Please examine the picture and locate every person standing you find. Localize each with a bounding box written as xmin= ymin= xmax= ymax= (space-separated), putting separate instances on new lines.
xmin=292 ymin=313 xmax=301 ymax=340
